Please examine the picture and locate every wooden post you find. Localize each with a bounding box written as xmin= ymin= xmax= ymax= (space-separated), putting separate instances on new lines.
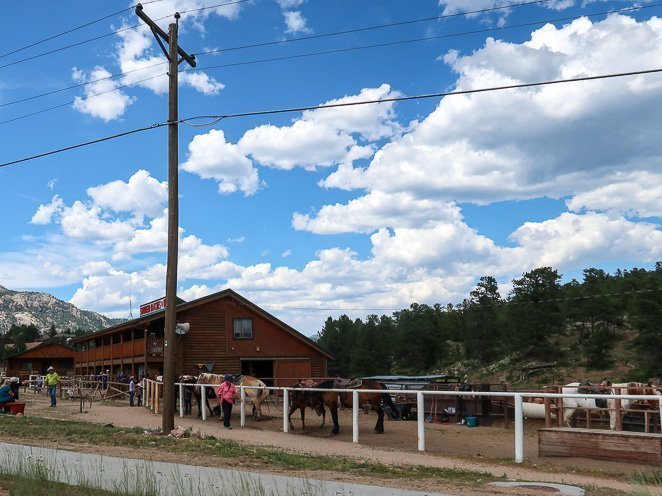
xmin=556 ymin=396 xmax=564 ymax=427
xmin=615 ymin=398 xmax=622 ymax=431
xmin=544 ymin=397 xmax=551 ymax=428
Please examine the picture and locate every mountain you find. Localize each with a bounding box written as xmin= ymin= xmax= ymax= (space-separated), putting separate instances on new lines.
xmin=0 ymin=285 xmax=125 ymax=333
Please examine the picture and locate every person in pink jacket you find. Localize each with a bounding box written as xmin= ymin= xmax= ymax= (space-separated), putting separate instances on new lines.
xmin=217 ymin=374 xmax=241 ymax=429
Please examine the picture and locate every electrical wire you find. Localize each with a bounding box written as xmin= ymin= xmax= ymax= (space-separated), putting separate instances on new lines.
xmin=1 ymin=66 xmax=661 ymax=168
xmin=264 ymin=288 xmax=661 ymax=312
xmin=0 ymin=61 xmax=167 ymax=109
xmin=0 ymin=73 xmax=167 ymax=126
xmin=188 ymin=3 xmax=661 ymax=74
xmin=0 ymin=122 xmax=168 ymax=168
xmin=179 ymin=67 xmax=662 ymax=124
xmin=5 ymin=2 xmax=657 ymax=122
xmin=196 ymin=0 xmax=552 ymax=57
xmin=0 ymin=0 xmax=252 ymax=71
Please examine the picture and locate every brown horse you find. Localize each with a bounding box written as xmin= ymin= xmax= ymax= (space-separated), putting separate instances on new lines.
xmin=339 ymin=379 xmax=400 ymax=434
xmin=287 ymin=379 xmax=326 ymax=430
xmin=311 ymin=379 xmax=400 ymax=435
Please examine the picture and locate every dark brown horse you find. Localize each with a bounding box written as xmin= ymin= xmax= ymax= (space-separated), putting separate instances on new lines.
xmin=312 ymin=379 xmax=400 ymax=435
xmin=287 ymin=379 xmax=326 ymax=430
xmin=339 ymin=379 xmax=400 ymax=433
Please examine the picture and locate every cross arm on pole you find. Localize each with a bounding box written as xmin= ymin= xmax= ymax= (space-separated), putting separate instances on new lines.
xmin=135 ymin=4 xmax=197 ymax=68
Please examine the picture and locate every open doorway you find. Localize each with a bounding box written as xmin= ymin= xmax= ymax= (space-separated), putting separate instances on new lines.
xmin=241 ymin=360 xmax=274 ymax=386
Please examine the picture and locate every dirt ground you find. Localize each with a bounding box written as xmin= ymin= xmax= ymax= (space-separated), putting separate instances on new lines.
xmin=6 ymin=390 xmax=661 ymax=495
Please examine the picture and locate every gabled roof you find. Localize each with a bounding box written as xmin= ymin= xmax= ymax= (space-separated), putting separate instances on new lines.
xmin=5 ymin=338 xmax=74 ymax=359
xmin=71 ymin=288 xmax=333 ymax=359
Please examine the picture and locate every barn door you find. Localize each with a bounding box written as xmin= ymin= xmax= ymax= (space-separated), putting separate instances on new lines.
xmin=274 ymin=360 xmax=311 ymax=387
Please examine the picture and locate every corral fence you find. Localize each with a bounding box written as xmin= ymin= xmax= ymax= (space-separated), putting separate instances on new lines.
xmin=142 ymin=378 xmax=662 ymax=463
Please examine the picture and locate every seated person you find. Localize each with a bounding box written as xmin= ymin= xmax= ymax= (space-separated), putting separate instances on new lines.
xmin=0 ymin=379 xmax=15 ymax=412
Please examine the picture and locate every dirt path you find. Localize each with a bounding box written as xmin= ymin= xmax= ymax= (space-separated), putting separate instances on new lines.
xmin=10 ymin=391 xmax=659 ymax=495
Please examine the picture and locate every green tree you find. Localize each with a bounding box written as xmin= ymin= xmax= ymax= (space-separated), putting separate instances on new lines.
xmin=316 ymin=315 xmax=358 ymax=376
xmin=392 ymin=303 xmax=443 ymax=373
xmin=48 ymin=324 xmax=57 ymax=337
xmin=464 ymin=276 xmax=503 ymax=363
xmin=507 ymin=267 xmax=564 ymax=360
xmin=626 ymin=263 xmax=662 ymax=379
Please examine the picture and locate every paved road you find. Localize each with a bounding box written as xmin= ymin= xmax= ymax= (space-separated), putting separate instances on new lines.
xmin=0 ymin=441 xmax=449 ymax=496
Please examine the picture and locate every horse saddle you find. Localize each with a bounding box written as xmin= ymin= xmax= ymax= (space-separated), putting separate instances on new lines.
xmin=335 ymin=378 xmax=362 ymax=389
xmin=577 ymin=381 xmax=610 ymax=408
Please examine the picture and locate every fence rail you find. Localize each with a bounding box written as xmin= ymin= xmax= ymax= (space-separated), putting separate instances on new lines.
xmin=141 ymin=378 xmax=662 ymax=463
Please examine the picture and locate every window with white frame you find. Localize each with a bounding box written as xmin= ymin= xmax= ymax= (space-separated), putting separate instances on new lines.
xmin=233 ymin=318 xmax=253 ymax=339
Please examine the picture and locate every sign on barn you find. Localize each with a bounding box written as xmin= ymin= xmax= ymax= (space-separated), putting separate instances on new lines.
xmin=140 ymin=297 xmax=167 ymax=316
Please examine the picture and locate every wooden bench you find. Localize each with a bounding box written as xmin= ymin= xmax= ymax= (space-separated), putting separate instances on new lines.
xmin=0 ymin=402 xmax=26 ymax=415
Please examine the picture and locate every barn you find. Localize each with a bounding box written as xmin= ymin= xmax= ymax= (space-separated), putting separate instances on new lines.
xmin=71 ymin=288 xmax=331 ymax=385
xmin=5 ymin=338 xmax=75 ymax=379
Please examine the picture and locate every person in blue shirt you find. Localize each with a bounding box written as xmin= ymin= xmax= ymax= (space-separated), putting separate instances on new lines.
xmin=0 ymin=379 xmax=15 ymax=412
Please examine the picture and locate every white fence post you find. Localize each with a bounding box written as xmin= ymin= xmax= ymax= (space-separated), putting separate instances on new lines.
xmin=417 ymin=391 xmax=425 ymax=451
xmin=353 ymin=390 xmax=359 ymax=443
xmin=178 ymin=383 xmax=184 ymax=417
xmin=241 ymin=386 xmax=246 ymax=428
xmin=514 ymin=393 xmax=524 ymax=463
xmin=283 ymin=388 xmax=289 ymax=433
xmin=201 ymin=385 xmax=207 ymax=421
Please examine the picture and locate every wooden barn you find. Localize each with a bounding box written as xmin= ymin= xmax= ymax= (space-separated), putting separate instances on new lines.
xmin=71 ymin=289 xmax=331 ymax=385
xmin=5 ymin=338 xmax=75 ymax=379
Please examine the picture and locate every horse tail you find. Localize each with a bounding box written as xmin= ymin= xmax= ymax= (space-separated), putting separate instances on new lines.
xmin=382 ymin=391 xmax=400 ymax=420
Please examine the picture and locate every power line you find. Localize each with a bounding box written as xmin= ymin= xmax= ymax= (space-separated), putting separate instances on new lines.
xmin=4 ymin=2 xmax=657 ymax=123
xmin=0 ymin=61 xmax=167 ymax=109
xmin=196 ymin=0 xmax=552 ymax=57
xmin=0 ymin=73 xmax=167 ymax=126
xmin=0 ymin=6 xmax=133 ymax=60
xmin=189 ymin=3 xmax=661 ymax=74
xmin=264 ymin=288 xmax=661 ymax=312
xmin=0 ymin=122 xmax=168 ymax=168
xmin=180 ymin=67 xmax=662 ymax=123
xmin=1 ymin=66 xmax=661 ymax=168
xmin=0 ymin=0 xmax=171 ymax=61
xmin=0 ymin=0 xmax=252 ymax=71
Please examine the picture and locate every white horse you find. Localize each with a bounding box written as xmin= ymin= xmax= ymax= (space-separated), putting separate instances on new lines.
xmin=561 ymin=382 xmax=659 ymax=430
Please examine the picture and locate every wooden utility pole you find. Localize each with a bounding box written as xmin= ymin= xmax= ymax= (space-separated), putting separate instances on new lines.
xmin=135 ymin=4 xmax=196 ymax=435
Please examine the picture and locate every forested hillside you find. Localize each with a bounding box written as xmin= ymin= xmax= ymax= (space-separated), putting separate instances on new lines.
xmin=315 ymin=264 xmax=661 ymax=383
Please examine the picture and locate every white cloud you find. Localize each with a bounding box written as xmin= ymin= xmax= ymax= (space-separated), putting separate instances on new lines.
xmin=566 ymin=172 xmax=662 ymax=218
xmin=277 ymin=0 xmax=305 ymax=8
xmin=238 ymin=85 xmax=401 ymax=170
xmin=72 ymin=66 xmax=135 ymax=121
xmin=293 ymin=192 xmax=463 ymax=234
xmin=87 ymin=170 xmax=168 ymax=221
xmin=60 ymin=201 xmax=136 ymax=241
xmin=507 ymin=212 xmax=662 ymax=268
xmin=283 ymin=11 xmax=311 ymax=34
xmin=328 ymin=15 xmax=662 ymax=205
xmin=31 ymin=195 xmax=64 ymax=225
xmin=181 ymin=129 xmax=259 ymax=195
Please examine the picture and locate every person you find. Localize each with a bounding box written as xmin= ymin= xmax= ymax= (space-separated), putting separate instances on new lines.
xmin=101 ymin=370 xmax=109 ymax=397
xmin=216 ymin=374 xmax=241 ymax=429
xmin=135 ymin=381 xmax=143 ymax=407
xmin=0 ymin=379 xmax=15 ymax=412
xmin=128 ymin=376 xmax=136 ymax=407
xmin=10 ymin=377 xmax=20 ymax=401
xmin=45 ymin=366 xmax=61 ymax=407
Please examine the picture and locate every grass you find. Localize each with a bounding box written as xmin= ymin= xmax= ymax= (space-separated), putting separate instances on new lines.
xmin=0 ymin=416 xmax=495 ymax=487
xmin=0 ymin=416 xmax=639 ymax=495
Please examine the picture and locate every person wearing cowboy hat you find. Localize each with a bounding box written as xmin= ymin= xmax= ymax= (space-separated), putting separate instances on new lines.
xmin=128 ymin=375 xmax=136 ymax=407
xmin=45 ymin=366 xmax=60 ymax=407
xmin=216 ymin=374 xmax=241 ymax=429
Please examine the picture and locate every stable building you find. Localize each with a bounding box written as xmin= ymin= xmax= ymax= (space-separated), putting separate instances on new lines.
xmin=71 ymin=289 xmax=331 ymax=385
xmin=6 ymin=339 xmax=75 ymax=379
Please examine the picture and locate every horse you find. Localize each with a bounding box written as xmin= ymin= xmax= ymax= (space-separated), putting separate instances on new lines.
xmin=561 ymin=381 xmax=659 ymax=430
xmin=339 ymin=379 xmax=400 ymax=434
xmin=195 ymin=373 xmax=270 ymax=420
xmin=287 ymin=379 xmax=326 ymax=430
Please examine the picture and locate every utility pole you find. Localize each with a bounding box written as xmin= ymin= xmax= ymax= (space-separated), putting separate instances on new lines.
xmin=135 ymin=4 xmax=196 ymax=435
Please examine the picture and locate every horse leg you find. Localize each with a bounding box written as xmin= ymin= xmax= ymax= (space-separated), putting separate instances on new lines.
xmin=330 ymin=406 xmax=339 ymax=435
xmin=319 ymin=405 xmax=326 ymax=428
xmin=300 ymin=406 xmax=306 ymax=430
xmin=374 ymin=406 xmax=385 ymax=434
xmin=563 ymin=407 xmax=576 ymax=428
xmin=287 ymin=403 xmax=297 ymax=430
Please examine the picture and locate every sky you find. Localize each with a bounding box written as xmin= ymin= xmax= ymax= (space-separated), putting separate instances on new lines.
xmin=1 ymin=0 xmax=661 ymax=336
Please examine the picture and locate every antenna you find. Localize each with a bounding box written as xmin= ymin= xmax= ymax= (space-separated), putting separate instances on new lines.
xmin=128 ymin=276 xmax=134 ymax=319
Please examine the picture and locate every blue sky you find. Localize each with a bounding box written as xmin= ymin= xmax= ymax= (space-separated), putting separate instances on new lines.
xmin=1 ymin=0 xmax=661 ymax=335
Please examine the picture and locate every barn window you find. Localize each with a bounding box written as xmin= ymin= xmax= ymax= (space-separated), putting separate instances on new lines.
xmin=233 ymin=319 xmax=253 ymax=339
